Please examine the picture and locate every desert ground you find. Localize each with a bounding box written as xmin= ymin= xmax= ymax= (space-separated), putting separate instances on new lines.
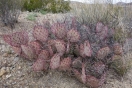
xmin=0 ymin=11 xmax=132 ymax=88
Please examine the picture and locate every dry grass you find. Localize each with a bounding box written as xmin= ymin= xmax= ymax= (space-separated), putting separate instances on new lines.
xmin=123 ymin=5 xmax=132 ymax=20
xmin=70 ymin=0 xmax=132 ymax=76
xmin=71 ymin=1 xmax=122 ymax=26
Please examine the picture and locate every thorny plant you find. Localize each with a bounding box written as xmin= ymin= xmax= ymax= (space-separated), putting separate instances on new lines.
xmin=2 ymin=17 xmax=129 ymax=88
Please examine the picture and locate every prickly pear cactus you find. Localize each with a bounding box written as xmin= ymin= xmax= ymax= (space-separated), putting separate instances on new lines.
xmin=3 ymin=35 xmax=11 ymax=46
xmin=38 ymin=50 xmax=50 ymax=60
xmin=21 ymin=45 xmax=36 ymax=60
xmin=81 ymin=63 xmax=86 ymax=84
xmin=80 ymin=40 xmax=92 ymax=57
xmin=33 ymin=25 xmax=48 ymax=42
xmin=54 ymin=40 xmax=66 ymax=56
xmin=86 ymin=75 xmax=100 ymax=88
xmin=33 ymin=58 xmax=48 ymax=72
xmin=59 ymin=57 xmax=72 ymax=71
xmin=29 ymin=40 xmax=42 ymax=55
xmin=51 ymin=23 xmax=67 ymax=39
xmin=2 ymin=18 xmax=126 ymax=88
xmin=50 ymin=54 xmax=60 ymax=70
xmin=67 ymin=29 xmax=80 ymax=42
xmin=3 ymin=31 xmax=28 ymax=47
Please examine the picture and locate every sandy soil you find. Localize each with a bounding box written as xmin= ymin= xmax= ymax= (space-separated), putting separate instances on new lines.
xmin=0 ymin=12 xmax=132 ymax=88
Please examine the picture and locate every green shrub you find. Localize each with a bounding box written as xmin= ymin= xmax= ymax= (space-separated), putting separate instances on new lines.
xmin=23 ymin=0 xmax=71 ymax=13
xmin=23 ymin=0 xmax=43 ymax=11
xmin=50 ymin=0 xmax=71 ymax=13
xmin=26 ymin=13 xmax=37 ymax=21
xmin=39 ymin=9 xmax=47 ymax=15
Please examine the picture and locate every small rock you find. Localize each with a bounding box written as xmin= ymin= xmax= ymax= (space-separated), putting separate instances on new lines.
xmin=17 ymin=71 xmax=21 ymax=74
xmin=18 ymin=66 xmax=21 ymax=69
xmin=6 ymin=74 xmax=11 ymax=79
xmin=12 ymin=82 xmax=16 ymax=85
xmin=0 ymin=67 xmax=7 ymax=77
xmin=3 ymin=53 xmax=8 ymax=57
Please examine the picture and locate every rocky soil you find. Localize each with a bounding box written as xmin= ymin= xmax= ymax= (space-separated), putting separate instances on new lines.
xmin=0 ymin=12 xmax=132 ymax=88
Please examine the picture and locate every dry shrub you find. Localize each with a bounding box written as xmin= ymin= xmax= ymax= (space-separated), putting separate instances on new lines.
xmin=70 ymin=0 xmax=124 ymax=27
xmin=70 ymin=0 xmax=131 ymax=76
xmin=0 ymin=0 xmax=22 ymax=28
xmin=123 ymin=4 xmax=132 ymax=20
xmin=70 ymin=0 xmax=127 ymax=43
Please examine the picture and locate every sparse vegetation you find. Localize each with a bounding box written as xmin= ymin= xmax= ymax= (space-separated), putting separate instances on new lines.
xmin=2 ymin=15 xmax=129 ymax=87
xmin=0 ymin=0 xmax=22 ymax=28
xmin=26 ymin=13 xmax=37 ymax=21
xmin=23 ymin=0 xmax=71 ymax=13
xmin=70 ymin=0 xmax=131 ymax=78
xmin=39 ymin=9 xmax=47 ymax=15
xmin=0 ymin=0 xmax=132 ymax=88
xmin=23 ymin=0 xmax=43 ymax=12
xmin=47 ymin=0 xmax=71 ymax=13
xmin=70 ymin=1 xmax=124 ymax=27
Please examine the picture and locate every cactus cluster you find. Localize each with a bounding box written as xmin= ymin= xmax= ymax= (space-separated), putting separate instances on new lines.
xmin=2 ymin=18 xmax=125 ymax=88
